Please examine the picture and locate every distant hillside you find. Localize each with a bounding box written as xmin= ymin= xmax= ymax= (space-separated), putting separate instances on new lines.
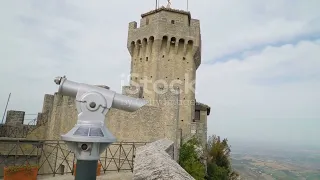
xmin=230 ymin=140 xmax=320 ymax=180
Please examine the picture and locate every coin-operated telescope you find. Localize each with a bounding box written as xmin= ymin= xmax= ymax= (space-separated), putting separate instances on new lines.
xmin=54 ymin=76 xmax=147 ymax=180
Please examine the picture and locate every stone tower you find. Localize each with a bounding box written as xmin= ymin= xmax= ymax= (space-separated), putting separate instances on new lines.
xmin=127 ymin=7 xmax=201 ymax=138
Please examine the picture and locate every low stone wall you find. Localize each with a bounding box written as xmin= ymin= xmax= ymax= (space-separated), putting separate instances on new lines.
xmin=133 ymin=139 xmax=194 ymax=180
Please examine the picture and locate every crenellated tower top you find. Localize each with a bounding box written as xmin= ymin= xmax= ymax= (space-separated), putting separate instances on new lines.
xmin=127 ymin=7 xmax=201 ymax=70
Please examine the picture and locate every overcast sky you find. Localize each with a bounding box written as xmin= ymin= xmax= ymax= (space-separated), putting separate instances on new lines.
xmin=1 ymin=0 xmax=319 ymax=147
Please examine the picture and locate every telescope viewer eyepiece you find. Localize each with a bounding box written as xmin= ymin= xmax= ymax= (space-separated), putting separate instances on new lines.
xmin=54 ymin=76 xmax=63 ymax=85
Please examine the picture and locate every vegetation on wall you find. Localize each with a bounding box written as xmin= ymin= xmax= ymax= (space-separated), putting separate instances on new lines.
xmin=179 ymin=135 xmax=239 ymax=180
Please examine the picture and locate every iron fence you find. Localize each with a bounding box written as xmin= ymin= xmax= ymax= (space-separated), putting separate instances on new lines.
xmin=0 ymin=139 xmax=147 ymax=178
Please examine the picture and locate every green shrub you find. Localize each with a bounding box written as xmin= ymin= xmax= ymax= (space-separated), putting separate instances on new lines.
xmin=179 ymin=136 xmax=206 ymax=180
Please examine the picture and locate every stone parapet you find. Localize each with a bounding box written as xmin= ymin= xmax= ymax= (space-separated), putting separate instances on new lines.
xmin=133 ymin=139 xmax=194 ymax=180
xmin=5 ymin=110 xmax=25 ymax=126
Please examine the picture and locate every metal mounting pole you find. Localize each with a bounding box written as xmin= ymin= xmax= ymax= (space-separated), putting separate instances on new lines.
xmin=1 ymin=93 xmax=11 ymax=124
xmin=75 ymin=160 xmax=98 ymax=180
xmin=187 ymin=0 xmax=189 ymax=11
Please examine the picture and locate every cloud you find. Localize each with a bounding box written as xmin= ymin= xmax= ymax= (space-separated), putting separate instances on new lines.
xmin=196 ymin=40 xmax=320 ymax=144
xmin=0 ymin=0 xmax=319 ymax=145
xmin=193 ymin=0 xmax=320 ymax=62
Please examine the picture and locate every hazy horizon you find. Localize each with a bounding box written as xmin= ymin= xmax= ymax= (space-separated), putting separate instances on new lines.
xmin=0 ymin=0 xmax=319 ymax=148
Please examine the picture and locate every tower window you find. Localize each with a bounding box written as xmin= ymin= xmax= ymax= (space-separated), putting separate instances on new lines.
xmin=162 ymin=55 xmax=165 ymax=58
xmin=146 ymin=57 xmax=149 ymax=61
xmin=183 ymin=57 xmax=186 ymax=60
xmin=194 ymin=110 xmax=200 ymax=121
xmin=171 ymin=37 xmax=176 ymax=44
xmin=171 ymin=20 xmax=175 ymax=24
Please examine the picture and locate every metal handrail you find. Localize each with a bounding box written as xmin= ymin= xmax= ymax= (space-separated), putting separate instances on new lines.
xmin=0 ymin=139 xmax=148 ymax=177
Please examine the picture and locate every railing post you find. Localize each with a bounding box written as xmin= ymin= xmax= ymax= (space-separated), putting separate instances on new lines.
xmin=14 ymin=140 xmax=19 ymax=166
xmin=118 ymin=142 xmax=122 ymax=172
xmin=132 ymin=143 xmax=135 ymax=172
xmin=104 ymin=147 xmax=107 ymax=174
xmin=72 ymin=153 xmax=76 ymax=175
xmin=39 ymin=141 xmax=45 ymax=175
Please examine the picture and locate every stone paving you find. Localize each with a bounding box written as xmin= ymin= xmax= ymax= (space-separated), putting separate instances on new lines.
xmin=37 ymin=172 xmax=132 ymax=180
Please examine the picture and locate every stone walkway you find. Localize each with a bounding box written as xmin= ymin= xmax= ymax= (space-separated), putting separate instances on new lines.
xmin=37 ymin=172 xmax=133 ymax=180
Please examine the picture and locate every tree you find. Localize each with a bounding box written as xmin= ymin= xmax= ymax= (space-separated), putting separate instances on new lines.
xmin=179 ymin=135 xmax=239 ymax=180
xmin=206 ymin=135 xmax=239 ymax=180
xmin=179 ymin=136 xmax=206 ymax=180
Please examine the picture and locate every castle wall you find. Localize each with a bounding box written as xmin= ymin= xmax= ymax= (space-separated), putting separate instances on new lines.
xmin=107 ymin=106 xmax=164 ymax=142
xmin=26 ymin=94 xmax=55 ymax=140
xmin=200 ymin=110 xmax=208 ymax=147
xmin=108 ymin=86 xmax=180 ymax=143
xmin=5 ymin=110 xmax=25 ymax=126
xmin=44 ymin=94 xmax=77 ymax=140
xmin=191 ymin=109 xmax=208 ymax=148
xmin=0 ymin=111 xmax=34 ymax=138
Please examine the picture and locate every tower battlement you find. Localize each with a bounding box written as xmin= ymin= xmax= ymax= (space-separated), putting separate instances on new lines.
xmin=127 ymin=7 xmax=201 ymax=70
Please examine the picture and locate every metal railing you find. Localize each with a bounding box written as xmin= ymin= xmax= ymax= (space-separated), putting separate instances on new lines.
xmin=0 ymin=139 xmax=147 ymax=178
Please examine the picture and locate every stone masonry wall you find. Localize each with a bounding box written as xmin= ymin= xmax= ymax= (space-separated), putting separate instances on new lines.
xmin=190 ymin=109 xmax=208 ymax=149
xmin=133 ymin=139 xmax=195 ymax=180
xmin=5 ymin=110 xmax=25 ymax=126
xmin=41 ymin=86 xmax=180 ymax=144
